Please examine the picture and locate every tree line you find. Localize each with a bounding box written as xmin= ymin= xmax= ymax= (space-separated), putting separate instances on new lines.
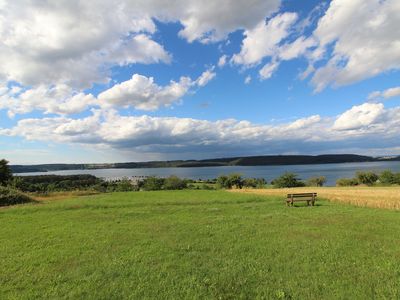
xmin=1 ymin=158 xmax=400 ymax=206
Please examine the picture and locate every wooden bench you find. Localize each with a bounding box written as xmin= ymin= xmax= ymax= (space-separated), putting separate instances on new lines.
xmin=286 ymin=193 xmax=317 ymax=206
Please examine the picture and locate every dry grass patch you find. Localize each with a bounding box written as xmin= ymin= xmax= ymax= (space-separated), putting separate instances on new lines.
xmin=31 ymin=190 xmax=100 ymax=202
xmin=232 ymin=186 xmax=400 ymax=210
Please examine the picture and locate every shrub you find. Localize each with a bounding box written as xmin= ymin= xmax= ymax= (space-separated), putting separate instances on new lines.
xmin=336 ymin=178 xmax=358 ymax=187
xmin=228 ymin=173 xmax=244 ymax=189
xmin=112 ymin=179 xmax=136 ymax=192
xmin=0 ymin=186 xmax=32 ymax=206
xmin=216 ymin=175 xmax=231 ymax=189
xmin=307 ymin=176 xmax=327 ymax=187
xmin=216 ymin=173 xmax=244 ymax=189
xmin=163 ymin=175 xmax=187 ymax=190
xmin=394 ymin=173 xmax=400 ymax=185
xmin=243 ymin=178 xmax=267 ymax=188
xmin=356 ymin=171 xmax=378 ymax=186
xmin=272 ymin=173 xmax=305 ymax=188
xmin=142 ymin=176 xmax=165 ymax=191
xmin=12 ymin=175 xmax=101 ymax=192
xmin=379 ymin=170 xmax=396 ymax=185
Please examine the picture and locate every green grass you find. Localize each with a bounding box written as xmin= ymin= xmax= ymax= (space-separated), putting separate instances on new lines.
xmin=1 ymin=190 xmax=400 ymax=299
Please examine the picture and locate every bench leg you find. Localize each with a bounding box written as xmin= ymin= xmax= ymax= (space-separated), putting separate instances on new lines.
xmin=307 ymin=200 xmax=310 ymax=206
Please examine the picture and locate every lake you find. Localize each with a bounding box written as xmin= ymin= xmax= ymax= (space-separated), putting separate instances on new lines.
xmin=17 ymin=161 xmax=400 ymax=186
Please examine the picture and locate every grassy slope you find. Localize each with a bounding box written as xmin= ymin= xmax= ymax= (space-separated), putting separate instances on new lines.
xmin=1 ymin=190 xmax=400 ymax=299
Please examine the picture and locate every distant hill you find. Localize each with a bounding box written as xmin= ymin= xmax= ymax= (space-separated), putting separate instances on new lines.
xmin=10 ymin=154 xmax=400 ymax=174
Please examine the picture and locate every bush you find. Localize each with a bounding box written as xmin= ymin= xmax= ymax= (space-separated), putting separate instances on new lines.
xmin=216 ymin=175 xmax=231 ymax=189
xmin=0 ymin=186 xmax=32 ymax=206
xmin=356 ymin=171 xmax=378 ymax=186
xmin=113 ymin=179 xmax=136 ymax=192
xmin=163 ymin=175 xmax=187 ymax=190
xmin=243 ymin=178 xmax=267 ymax=188
xmin=394 ymin=173 xmax=400 ymax=185
xmin=336 ymin=178 xmax=358 ymax=187
xmin=141 ymin=176 xmax=165 ymax=191
xmin=379 ymin=170 xmax=396 ymax=185
xmin=12 ymin=175 xmax=101 ymax=192
xmin=307 ymin=176 xmax=326 ymax=187
xmin=272 ymin=173 xmax=305 ymax=188
xmin=228 ymin=173 xmax=244 ymax=189
xmin=216 ymin=173 xmax=244 ymax=189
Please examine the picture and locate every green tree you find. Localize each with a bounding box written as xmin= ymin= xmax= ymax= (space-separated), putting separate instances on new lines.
xmin=0 ymin=159 xmax=13 ymax=186
xmin=379 ymin=170 xmax=395 ymax=185
xmin=272 ymin=172 xmax=304 ymax=188
xmin=356 ymin=171 xmax=378 ymax=186
xmin=227 ymin=173 xmax=244 ymax=189
xmin=163 ymin=175 xmax=187 ymax=190
xmin=216 ymin=175 xmax=231 ymax=189
xmin=243 ymin=178 xmax=266 ymax=188
xmin=142 ymin=176 xmax=165 ymax=191
xmin=307 ymin=176 xmax=327 ymax=187
xmin=336 ymin=178 xmax=358 ymax=187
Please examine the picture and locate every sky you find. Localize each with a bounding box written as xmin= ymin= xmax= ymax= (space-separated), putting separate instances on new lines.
xmin=0 ymin=0 xmax=400 ymax=164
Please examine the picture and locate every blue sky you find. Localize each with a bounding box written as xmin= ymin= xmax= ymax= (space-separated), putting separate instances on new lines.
xmin=0 ymin=0 xmax=399 ymax=164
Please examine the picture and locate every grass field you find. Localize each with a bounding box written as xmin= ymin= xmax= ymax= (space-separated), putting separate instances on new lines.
xmin=1 ymin=190 xmax=400 ymax=299
xmin=233 ymin=186 xmax=400 ymax=210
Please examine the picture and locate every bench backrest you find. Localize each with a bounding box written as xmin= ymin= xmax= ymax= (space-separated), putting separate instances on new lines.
xmin=287 ymin=193 xmax=317 ymax=198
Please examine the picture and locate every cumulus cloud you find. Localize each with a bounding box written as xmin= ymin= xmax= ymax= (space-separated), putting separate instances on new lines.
xmin=333 ymin=103 xmax=385 ymax=131
xmin=98 ymin=69 xmax=216 ymax=111
xmin=0 ymin=1 xmax=173 ymax=88
xmin=146 ymin=0 xmax=281 ymax=43
xmin=0 ymin=84 xmax=96 ymax=117
xmin=232 ymin=12 xmax=298 ymax=66
xmin=0 ymin=0 xmax=281 ymax=89
xmin=310 ymin=0 xmax=400 ymax=91
xmin=1 ymin=68 xmax=216 ymax=115
xmin=2 ymin=102 xmax=399 ymax=155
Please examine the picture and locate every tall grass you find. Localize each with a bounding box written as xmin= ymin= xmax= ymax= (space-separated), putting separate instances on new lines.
xmin=233 ymin=186 xmax=400 ymax=210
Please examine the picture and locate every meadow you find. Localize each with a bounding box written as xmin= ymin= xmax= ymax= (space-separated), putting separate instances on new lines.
xmin=1 ymin=190 xmax=400 ymax=299
xmin=235 ymin=186 xmax=400 ymax=210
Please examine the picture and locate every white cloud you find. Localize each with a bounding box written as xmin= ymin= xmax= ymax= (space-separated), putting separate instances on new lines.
xmin=0 ymin=1 xmax=172 ymax=88
xmin=259 ymin=61 xmax=280 ymax=80
xmin=278 ymin=36 xmax=317 ymax=61
xmin=150 ymin=0 xmax=281 ymax=43
xmin=232 ymin=13 xmax=298 ymax=66
xmin=98 ymin=69 xmax=215 ymax=111
xmin=244 ymin=75 xmax=252 ymax=84
xmin=0 ymin=0 xmax=281 ymax=88
xmin=195 ymin=68 xmax=216 ymax=87
xmin=98 ymin=75 xmax=192 ymax=111
xmin=368 ymin=86 xmax=400 ymax=101
xmin=2 ymin=102 xmax=399 ymax=155
xmin=333 ymin=103 xmax=385 ymax=131
xmin=218 ymin=55 xmax=228 ymax=68
xmin=0 ymin=67 xmax=216 ymax=115
xmin=311 ymin=0 xmax=400 ymax=91
xmin=108 ymin=34 xmax=172 ymax=66
xmin=0 ymin=84 xmax=96 ymax=117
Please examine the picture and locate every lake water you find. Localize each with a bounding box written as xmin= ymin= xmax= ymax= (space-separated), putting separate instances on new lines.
xmin=18 ymin=161 xmax=400 ymax=186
